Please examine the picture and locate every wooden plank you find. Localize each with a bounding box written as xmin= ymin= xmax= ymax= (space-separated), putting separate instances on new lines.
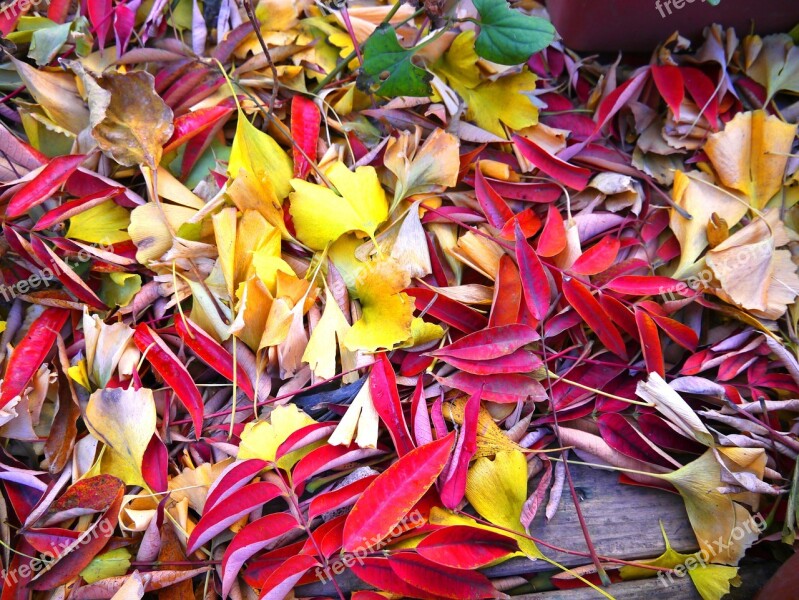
xmin=296 ymin=463 xmax=696 ymax=596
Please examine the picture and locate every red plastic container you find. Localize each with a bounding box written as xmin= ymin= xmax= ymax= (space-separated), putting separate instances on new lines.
xmin=547 ymin=0 xmax=799 ymax=52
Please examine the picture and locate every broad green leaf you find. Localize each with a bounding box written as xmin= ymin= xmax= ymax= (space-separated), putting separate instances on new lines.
xmin=29 ymin=21 xmax=72 ymax=66
xmin=472 ymin=0 xmax=556 ymax=65
xmin=357 ymin=24 xmax=433 ymax=97
xmin=100 ymin=272 xmax=142 ymax=308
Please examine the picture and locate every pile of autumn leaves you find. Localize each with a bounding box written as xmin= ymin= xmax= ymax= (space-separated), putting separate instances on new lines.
xmin=2 ymin=2 xmax=799 ymax=599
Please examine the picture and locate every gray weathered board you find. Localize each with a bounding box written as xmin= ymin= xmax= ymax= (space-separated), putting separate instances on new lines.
xmin=297 ymin=463 xmax=711 ymax=597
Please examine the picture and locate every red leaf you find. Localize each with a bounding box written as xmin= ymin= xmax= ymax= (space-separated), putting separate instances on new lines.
xmin=498 ymin=206 xmax=542 ymax=240
xmin=598 ymin=294 xmax=638 ymax=338
xmin=635 ymin=308 xmax=664 ymax=377
xmin=536 ymin=204 xmax=567 ymax=257
xmin=489 ymin=255 xmax=522 ymax=327
xmin=6 ymin=154 xmax=85 ymax=219
xmin=308 ymin=474 xmax=377 ymax=520
xmin=0 ymin=308 xmax=69 ymax=409
xmin=164 ymin=103 xmax=235 ymax=153
xmin=29 ymin=476 xmax=124 ymax=590
xmin=33 ymin=187 xmax=125 ymax=231
xmin=639 ymin=304 xmax=698 ymax=351
xmin=651 ymin=65 xmax=685 ymax=118
xmin=513 ymin=134 xmax=590 ymax=190
xmin=259 ymin=554 xmax=320 ymax=600
xmin=291 ymin=96 xmax=321 ymax=179
xmin=416 ymin=525 xmax=518 ymax=569
xmin=514 ymin=222 xmax=551 ymax=319
xmin=606 ymin=275 xmax=686 ymax=296
xmin=342 ymin=433 xmax=455 ymax=553
xmin=352 ymin=557 xmax=437 ymax=599
xmin=440 ymin=390 xmax=479 ymax=508
xmin=436 ymin=350 xmax=543 ymax=375
xmin=47 ymin=0 xmax=71 ymax=22
xmin=406 ymin=288 xmax=488 ymax=332
xmin=87 ymin=0 xmax=112 ymax=49
xmin=562 ymin=278 xmax=627 ymax=359
xmin=187 ymin=481 xmax=283 ymax=554
xmin=429 ymin=324 xmax=538 ymax=361
xmin=387 ymin=552 xmax=501 ymax=599
xmin=597 ymin=413 xmax=674 ymax=468
xmin=474 ymin=166 xmax=514 ymax=228
xmin=570 ymin=236 xmax=620 ymax=275
xmin=29 ymin=236 xmax=107 ymax=309
xmin=275 ymin=422 xmax=337 ymax=463
xmin=682 ymin=66 xmax=719 ymax=129
xmin=221 ymin=512 xmax=300 ymax=597
xmin=292 ymin=444 xmax=385 ymax=491
xmin=436 ymin=372 xmax=547 ymax=403
xmin=370 ymin=353 xmax=415 ymax=457
xmin=175 ymin=315 xmax=254 ymax=400
xmin=205 ymin=459 xmax=268 ymax=514
xmin=133 ymin=324 xmax=205 ymax=436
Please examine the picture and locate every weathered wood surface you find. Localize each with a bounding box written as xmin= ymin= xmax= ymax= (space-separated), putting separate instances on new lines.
xmin=297 ymin=463 xmax=699 ymax=596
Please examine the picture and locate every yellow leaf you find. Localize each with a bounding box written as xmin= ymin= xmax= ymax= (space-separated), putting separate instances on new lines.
xmin=432 ymin=31 xmax=539 ymax=138
xmin=212 ymin=207 xmax=238 ymax=300
xmin=620 ymin=522 xmax=739 ymax=600
xmin=400 ymin=318 xmax=445 ymax=349
xmin=84 ymin=387 xmax=156 ymax=487
xmin=80 ymin=548 xmax=132 ymax=584
xmin=465 ymin=450 xmax=542 ymax=558
xmin=82 ymin=310 xmax=138 ymax=388
xmin=343 ymin=256 xmax=414 ymax=352
xmin=384 ymin=128 xmax=460 ymax=208
xmin=128 ymin=202 xmax=197 ymax=265
xmin=100 ymin=272 xmax=142 ymax=308
xmin=444 ymin=398 xmax=525 ymax=458
xmin=706 ymin=209 xmax=799 ymax=319
xmin=660 ymin=449 xmax=763 ymax=565
xmin=289 ymin=162 xmax=389 ymax=250
xmin=68 ymin=359 xmax=90 ymax=390
xmin=238 ymin=404 xmax=320 ymax=469
xmin=328 ymin=377 xmax=379 ymax=449
xmin=704 ymin=110 xmax=797 ymax=210
xmin=235 ymin=277 xmax=273 ymax=350
xmin=227 ymin=167 xmax=290 ymax=238
xmin=669 ymin=171 xmax=749 ymax=278
xmin=67 ymin=200 xmax=131 ymax=245
xmin=302 ymin=287 xmax=355 ymax=380
xmin=228 ymin=110 xmax=294 ymax=200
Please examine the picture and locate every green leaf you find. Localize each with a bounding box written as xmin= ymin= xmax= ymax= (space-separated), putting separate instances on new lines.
xmin=29 ymin=21 xmax=72 ymax=66
xmin=472 ymin=0 xmax=556 ymax=66
xmin=357 ymin=24 xmax=433 ymax=98
xmin=79 ymin=548 xmax=131 ymax=584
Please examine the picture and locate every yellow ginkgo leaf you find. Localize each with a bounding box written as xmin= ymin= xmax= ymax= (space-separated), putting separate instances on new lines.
xmin=303 ymin=287 xmax=355 ymax=380
xmin=68 ymin=359 xmax=90 ymax=390
xmin=289 ymin=161 xmax=388 ymax=250
xmin=84 ymin=387 xmax=156 ymax=487
xmin=620 ymin=522 xmax=740 ymax=600
xmin=660 ymin=448 xmax=762 ymax=565
xmin=227 ymin=168 xmax=290 ymax=239
xmin=235 ymin=276 xmax=273 ymax=351
xmin=433 ymin=31 xmax=539 ymax=138
xmin=67 ymin=200 xmax=131 ymax=244
xmin=343 ymin=256 xmax=415 ymax=352
xmin=228 ymin=110 xmax=294 ymax=200
xmin=465 ymin=450 xmax=542 ymax=558
xmin=704 ymin=110 xmax=797 ymax=210
xmin=669 ymin=171 xmax=749 ymax=278
xmin=400 ymin=318 xmax=445 ymax=349
xmin=444 ymin=397 xmax=525 ymax=458
xmin=238 ymin=404 xmax=321 ymax=469
xmin=384 ymin=128 xmax=460 ymax=208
